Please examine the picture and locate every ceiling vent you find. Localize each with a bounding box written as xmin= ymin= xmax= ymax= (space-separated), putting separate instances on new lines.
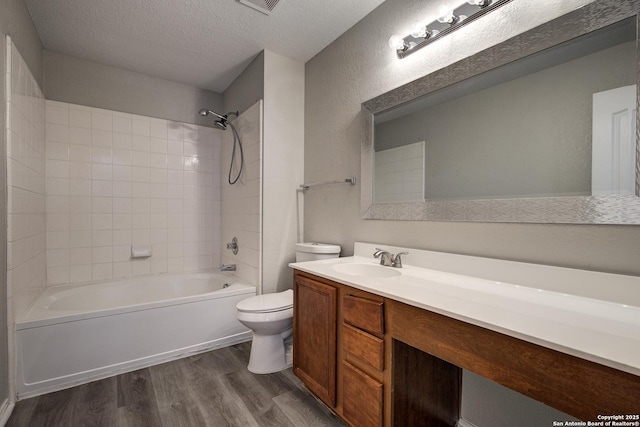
xmin=237 ymin=0 xmax=281 ymax=15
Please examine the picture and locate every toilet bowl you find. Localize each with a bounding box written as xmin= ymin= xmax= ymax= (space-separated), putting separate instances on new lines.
xmin=236 ymin=290 xmax=294 ymax=374
xmin=236 ymin=242 xmax=341 ymax=374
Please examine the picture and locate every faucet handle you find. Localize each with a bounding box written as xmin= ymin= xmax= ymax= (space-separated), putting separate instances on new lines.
xmin=392 ymin=252 xmax=409 ymax=268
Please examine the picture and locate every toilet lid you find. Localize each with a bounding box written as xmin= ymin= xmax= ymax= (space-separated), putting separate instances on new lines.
xmin=236 ymin=289 xmax=293 ymax=313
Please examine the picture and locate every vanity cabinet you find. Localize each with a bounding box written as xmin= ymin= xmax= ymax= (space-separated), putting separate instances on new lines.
xmin=293 ymin=270 xmax=462 ymax=427
xmin=292 ymin=273 xmax=337 ymax=407
xmin=293 ymin=271 xmax=391 ymax=426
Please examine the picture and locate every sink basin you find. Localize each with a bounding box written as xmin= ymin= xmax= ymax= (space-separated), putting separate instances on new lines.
xmin=331 ymin=263 xmax=401 ymax=278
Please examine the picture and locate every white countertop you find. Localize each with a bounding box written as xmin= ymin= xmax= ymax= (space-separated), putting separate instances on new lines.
xmin=289 ymin=243 xmax=640 ymax=377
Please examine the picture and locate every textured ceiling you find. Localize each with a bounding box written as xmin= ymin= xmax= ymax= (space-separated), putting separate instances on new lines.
xmin=23 ymin=0 xmax=385 ymax=93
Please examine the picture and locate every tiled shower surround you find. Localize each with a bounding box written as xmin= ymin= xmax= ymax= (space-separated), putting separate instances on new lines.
xmin=6 ymin=37 xmax=46 ymax=322
xmin=6 ymin=36 xmax=46 ymax=397
xmin=44 ymin=100 xmax=223 ymax=286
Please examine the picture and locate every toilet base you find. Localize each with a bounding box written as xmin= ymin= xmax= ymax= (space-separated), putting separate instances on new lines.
xmin=247 ymin=328 xmax=293 ymax=374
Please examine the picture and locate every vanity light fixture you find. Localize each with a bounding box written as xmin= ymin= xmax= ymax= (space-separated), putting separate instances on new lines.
xmin=389 ymin=0 xmax=512 ymax=58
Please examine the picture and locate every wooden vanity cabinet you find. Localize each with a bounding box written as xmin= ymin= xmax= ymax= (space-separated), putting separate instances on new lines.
xmin=293 ymin=271 xmax=390 ymax=426
xmin=293 ymin=273 xmax=338 ymax=407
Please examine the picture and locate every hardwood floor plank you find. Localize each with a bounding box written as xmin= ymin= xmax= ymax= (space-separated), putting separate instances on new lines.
xmin=148 ymin=360 xmax=210 ymax=427
xmin=274 ymin=388 xmax=345 ymax=427
xmin=180 ymin=344 xmax=248 ymax=379
xmin=19 ymin=387 xmax=78 ymax=426
xmin=7 ymin=343 xmax=342 ymax=427
xmin=115 ymin=368 xmax=163 ymax=427
xmin=221 ymin=368 xmax=295 ymax=426
xmin=117 ymin=369 xmax=153 ymax=407
xmin=72 ymin=377 xmax=118 ymax=426
xmin=181 ymin=364 xmax=261 ymax=426
xmin=117 ymin=400 xmax=163 ymax=427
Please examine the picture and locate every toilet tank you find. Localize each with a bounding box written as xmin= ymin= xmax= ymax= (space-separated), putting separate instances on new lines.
xmin=295 ymin=243 xmax=341 ymax=262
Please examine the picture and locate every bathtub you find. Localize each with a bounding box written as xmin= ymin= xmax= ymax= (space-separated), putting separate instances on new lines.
xmin=15 ymin=273 xmax=255 ymax=399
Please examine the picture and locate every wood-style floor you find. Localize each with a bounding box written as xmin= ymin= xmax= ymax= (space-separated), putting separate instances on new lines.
xmin=7 ymin=342 xmax=345 ymax=426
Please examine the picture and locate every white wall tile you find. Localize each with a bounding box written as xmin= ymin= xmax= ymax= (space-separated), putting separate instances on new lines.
xmin=132 ymin=117 xmax=150 ymax=136
xmin=113 ymin=116 xmax=132 ymax=134
xmin=46 ymin=123 xmax=69 ymax=143
xmin=92 ymin=263 xmax=112 ymax=281
xmin=46 ymin=103 xmax=69 ymax=126
xmin=113 ymin=133 xmax=132 ymax=150
xmin=70 ymin=144 xmax=91 ymax=162
xmin=47 ymin=142 xmax=69 ymax=160
xmin=92 ymin=129 xmax=112 ymax=147
xmin=43 ymin=101 xmax=224 ymax=286
xmin=91 ymin=146 xmax=112 ymax=164
xmin=69 ymin=127 xmax=91 ymax=146
xmin=132 ymin=135 xmax=150 ymax=152
xmin=92 ymin=111 xmax=112 ymax=131
xmin=69 ymin=108 xmax=91 ymax=128
xmin=70 ymin=265 xmax=93 ymax=283
xmin=70 ymin=248 xmax=92 ymax=265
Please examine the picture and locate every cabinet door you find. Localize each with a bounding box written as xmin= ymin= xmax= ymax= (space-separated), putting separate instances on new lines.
xmin=293 ymin=274 xmax=337 ymax=407
xmin=343 ymin=361 xmax=383 ymax=427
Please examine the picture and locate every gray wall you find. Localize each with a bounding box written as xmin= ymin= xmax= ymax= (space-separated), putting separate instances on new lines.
xmin=1 ymin=0 xmax=44 ymax=407
xmin=304 ymin=0 xmax=628 ymax=425
xmin=44 ymin=51 xmax=223 ymax=126
xmin=223 ymin=51 xmax=264 ymax=115
xmin=375 ymin=41 xmax=636 ymax=200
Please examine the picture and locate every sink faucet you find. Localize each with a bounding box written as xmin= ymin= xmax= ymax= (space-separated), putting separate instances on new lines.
xmin=374 ymin=249 xmax=408 ymax=268
xmin=373 ymin=249 xmax=393 ymax=266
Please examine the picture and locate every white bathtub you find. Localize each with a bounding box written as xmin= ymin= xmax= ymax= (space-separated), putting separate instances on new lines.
xmin=16 ymin=273 xmax=255 ymax=399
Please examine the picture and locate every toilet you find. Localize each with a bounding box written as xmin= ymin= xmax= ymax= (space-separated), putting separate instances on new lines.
xmin=236 ymin=242 xmax=341 ymax=374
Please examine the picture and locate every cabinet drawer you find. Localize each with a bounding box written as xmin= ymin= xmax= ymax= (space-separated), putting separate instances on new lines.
xmin=343 ymin=361 xmax=383 ymax=427
xmin=343 ymin=295 xmax=384 ymax=335
xmin=343 ymin=323 xmax=384 ymax=371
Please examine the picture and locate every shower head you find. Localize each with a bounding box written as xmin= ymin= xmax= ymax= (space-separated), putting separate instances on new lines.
xmin=199 ymin=109 xmax=226 ymax=120
xmin=199 ymin=109 xmax=240 ymax=131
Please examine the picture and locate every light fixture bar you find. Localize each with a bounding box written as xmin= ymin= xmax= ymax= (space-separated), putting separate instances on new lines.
xmin=394 ymin=0 xmax=513 ymax=59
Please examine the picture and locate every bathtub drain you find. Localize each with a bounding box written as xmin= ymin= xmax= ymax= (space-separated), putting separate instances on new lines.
xmin=223 ymin=283 xmax=230 ymax=288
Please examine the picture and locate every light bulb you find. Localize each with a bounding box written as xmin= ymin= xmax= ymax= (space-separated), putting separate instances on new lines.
xmin=468 ymin=0 xmax=489 ymax=6
xmin=411 ymin=23 xmax=428 ymax=39
xmin=436 ymin=5 xmax=456 ymax=24
xmin=388 ymin=34 xmax=407 ymax=51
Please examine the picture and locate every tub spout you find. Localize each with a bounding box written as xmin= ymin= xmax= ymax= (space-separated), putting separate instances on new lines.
xmin=221 ymin=264 xmax=237 ymax=272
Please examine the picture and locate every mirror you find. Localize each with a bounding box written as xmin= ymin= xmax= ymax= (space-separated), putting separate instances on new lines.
xmin=361 ymin=1 xmax=640 ymax=223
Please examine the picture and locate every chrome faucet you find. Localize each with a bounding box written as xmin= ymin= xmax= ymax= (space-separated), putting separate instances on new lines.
xmin=373 ymin=249 xmax=394 ymax=266
xmin=220 ymin=264 xmax=236 ymax=271
xmin=373 ymin=249 xmax=408 ymax=268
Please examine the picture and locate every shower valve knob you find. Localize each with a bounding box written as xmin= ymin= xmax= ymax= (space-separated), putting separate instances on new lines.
xmin=226 ymin=237 xmax=239 ymax=255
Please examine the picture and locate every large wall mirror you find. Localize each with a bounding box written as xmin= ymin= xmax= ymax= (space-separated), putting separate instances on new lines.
xmin=361 ymin=0 xmax=640 ymax=223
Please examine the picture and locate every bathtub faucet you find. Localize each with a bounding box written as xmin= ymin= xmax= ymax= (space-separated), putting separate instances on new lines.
xmin=220 ymin=264 xmax=237 ymax=272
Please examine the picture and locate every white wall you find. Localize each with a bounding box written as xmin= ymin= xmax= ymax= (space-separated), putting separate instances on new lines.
xmin=262 ymin=51 xmax=304 ymax=294
xmin=44 ymin=51 xmax=223 ymax=128
xmin=304 ymin=0 xmax=620 ymax=425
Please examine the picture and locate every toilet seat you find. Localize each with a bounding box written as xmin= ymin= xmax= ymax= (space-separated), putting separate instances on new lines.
xmin=236 ymin=289 xmax=293 ymax=313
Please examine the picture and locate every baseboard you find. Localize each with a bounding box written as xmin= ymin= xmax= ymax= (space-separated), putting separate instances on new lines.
xmin=0 ymin=399 xmax=15 ymax=427
xmin=457 ymin=418 xmax=477 ymax=427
